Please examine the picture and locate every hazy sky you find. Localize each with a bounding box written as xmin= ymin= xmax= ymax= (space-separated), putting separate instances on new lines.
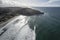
xmin=0 ymin=0 xmax=60 ymax=7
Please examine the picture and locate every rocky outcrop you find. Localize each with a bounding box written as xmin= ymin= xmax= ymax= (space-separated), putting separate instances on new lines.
xmin=0 ymin=7 xmax=44 ymax=24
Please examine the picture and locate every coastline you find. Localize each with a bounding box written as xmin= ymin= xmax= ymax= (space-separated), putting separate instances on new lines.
xmin=0 ymin=7 xmax=44 ymax=25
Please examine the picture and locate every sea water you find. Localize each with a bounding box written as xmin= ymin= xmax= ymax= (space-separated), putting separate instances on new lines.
xmin=29 ymin=7 xmax=60 ymax=40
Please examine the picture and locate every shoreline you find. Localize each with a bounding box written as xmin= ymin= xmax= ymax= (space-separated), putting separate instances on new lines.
xmin=0 ymin=7 xmax=44 ymax=28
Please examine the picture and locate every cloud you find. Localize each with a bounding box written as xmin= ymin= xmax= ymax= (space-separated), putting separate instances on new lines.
xmin=36 ymin=0 xmax=60 ymax=7
xmin=0 ymin=0 xmax=60 ymax=7
xmin=0 ymin=0 xmax=39 ymax=7
xmin=48 ymin=0 xmax=60 ymax=3
xmin=43 ymin=0 xmax=60 ymax=7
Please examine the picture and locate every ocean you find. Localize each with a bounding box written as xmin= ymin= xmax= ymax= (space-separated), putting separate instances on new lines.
xmin=0 ymin=7 xmax=60 ymax=40
xmin=28 ymin=7 xmax=60 ymax=40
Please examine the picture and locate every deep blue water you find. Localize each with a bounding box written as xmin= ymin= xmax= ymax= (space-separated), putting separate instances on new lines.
xmin=28 ymin=7 xmax=60 ymax=40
